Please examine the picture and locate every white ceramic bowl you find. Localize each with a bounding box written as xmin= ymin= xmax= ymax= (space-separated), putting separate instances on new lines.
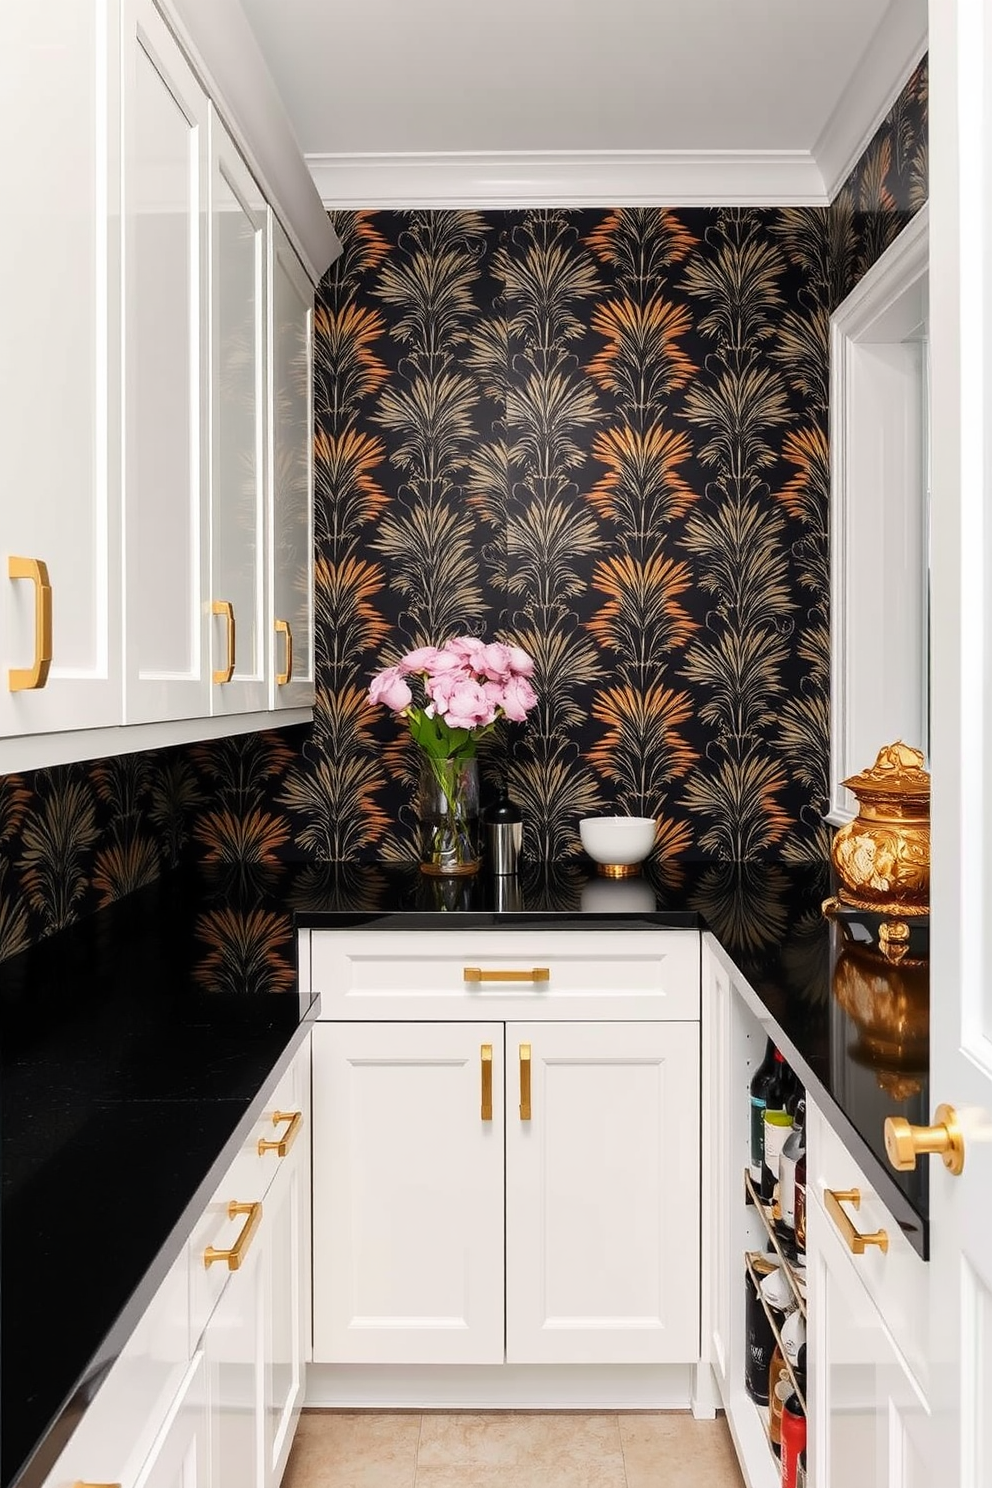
xmin=579 ymin=816 xmax=657 ymax=877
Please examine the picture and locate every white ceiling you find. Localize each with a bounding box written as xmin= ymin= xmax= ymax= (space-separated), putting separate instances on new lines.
xmin=238 ymin=0 xmax=927 ymax=207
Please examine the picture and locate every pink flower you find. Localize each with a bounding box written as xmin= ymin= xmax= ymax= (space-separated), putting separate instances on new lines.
xmin=480 ymin=642 xmax=512 ymax=681
xmin=397 ymin=645 xmax=443 ymax=675
xmin=499 ymin=674 xmax=538 ymax=722
xmin=506 ymin=645 xmax=535 ymax=678
xmin=438 ymin=678 xmax=499 ymax=730
xmin=446 ymin=636 xmax=488 ymax=670
xmin=368 ymin=666 xmax=412 ymax=712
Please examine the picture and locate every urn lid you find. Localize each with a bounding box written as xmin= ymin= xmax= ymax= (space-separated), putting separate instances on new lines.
xmin=841 ymin=741 xmax=930 ymax=801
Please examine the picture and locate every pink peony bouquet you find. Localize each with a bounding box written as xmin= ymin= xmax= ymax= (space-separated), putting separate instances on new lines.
xmin=368 ymin=637 xmax=538 ymax=762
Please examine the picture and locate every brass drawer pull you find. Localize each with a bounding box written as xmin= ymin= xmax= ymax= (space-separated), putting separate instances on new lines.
xmin=275 ymin=617 xmax=294 ymax=684
xmin=258 ymin=1109 xmax=302 ymax=1157
xmin=464 ymin=967 xmax=549 ymax=983
xmin=824 ymin=1187 xmax=888 ymax=1254
xmin=481 ymin=1044 xmax=493 ymax=1121
xmin=8 ymin=555 xmax=52 ymax=691
xmin=519 ymin=1043 xmax=532 ymax=1121
xmin=203 ymin=1199 xmax=262 ymax=1270
xmin=212 ymin=599 xmax=236 ymax=684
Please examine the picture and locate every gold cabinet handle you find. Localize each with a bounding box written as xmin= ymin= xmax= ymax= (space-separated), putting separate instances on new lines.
xmin=212 ymin=599 xmax=236 ymax=684
xmin=519 ymin=1043 xmax=532 ymax=1121
xmin=884 ymin=1103 xmax=965 ymax=1175
xmin=464 ymin=967 xmax=549 ymax=984
xmin=258 ymin=1109 xmax=302 ymax=1157
xmin=824 ymin=1187 xmax=888 ymax=1255
xmin=275 ymin=617 xmax=293 ymax=684
xmin=8 ymin=556 xmax=52 ymax=691
xmin=203 ymin=1199 xmax=262 ymax=1270
xmin=481 ymin=1043 xmax=493 ymax=1121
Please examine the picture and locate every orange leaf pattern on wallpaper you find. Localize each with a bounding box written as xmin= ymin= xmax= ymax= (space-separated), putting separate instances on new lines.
xmin=0 ymin=63 xmax=928 ymax=964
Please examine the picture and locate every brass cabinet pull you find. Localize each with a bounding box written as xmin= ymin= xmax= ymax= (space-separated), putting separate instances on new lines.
xmin=8 ymin=556 xmax=52 ymax=691
xmin=481 ymin=1044 xmax=493 ymax=1121
xmin=519 ymin=1043 xmax=532 ymax=1121
xmin=258 ymin=1109 xmax=302 ymax=1157
xmin=464 ymin=967 xmax=549 ymax=984
xmin=275 ymin=617 xmax=293 ymax=684
xmin=203 ymin=1199 xmax=262 ymax=1270
xmin=884 ymin=1103 xmax=965 ymax=1175
xmin=212 ymin=599 xmax=236 ymax=683
xmin=824 ymin=1187 xmax=888 ymax=1255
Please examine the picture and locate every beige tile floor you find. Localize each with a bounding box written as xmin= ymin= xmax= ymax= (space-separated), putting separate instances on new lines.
xmin=283 ymin=1410 xmax=747 ymax=1488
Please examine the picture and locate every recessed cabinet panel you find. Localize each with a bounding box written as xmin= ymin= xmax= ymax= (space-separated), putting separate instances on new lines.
xmin=211 ymin=116 xmax=267 ymax=714
xmin=0 ymin=0 xmax=121 ymax=744
xmin=312 ymin=1022 xmax=506 ymax=1365
xmin=505 ymin=1021 xmax=700 ymax=1365
xmin=124 ymin=0 xmax=210 ymax=722
xmin=268 ymin=219 xmax=314 ymax=710
xmin=808 ymin=1191 xmax=930 ymax=1488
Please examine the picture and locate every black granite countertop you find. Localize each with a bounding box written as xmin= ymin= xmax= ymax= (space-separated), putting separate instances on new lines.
xmin=1 ymin=856 xmax=930 ymax=1488
xmin=0 ymin=873 xmax=318 ymax=1488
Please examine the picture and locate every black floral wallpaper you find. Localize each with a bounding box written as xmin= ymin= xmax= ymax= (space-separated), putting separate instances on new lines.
xmin=0 ymin=58 xmax=927 ymax=965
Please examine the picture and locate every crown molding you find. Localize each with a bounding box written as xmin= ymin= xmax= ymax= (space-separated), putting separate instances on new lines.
xmin=814 ymin=0 xmax=928 ymax=203
xmin=306 ymin=149 xmax=830 ymax=210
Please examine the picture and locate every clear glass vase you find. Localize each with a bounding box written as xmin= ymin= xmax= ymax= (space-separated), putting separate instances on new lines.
xmin=418 ymin=752 xmax=481 ymax=876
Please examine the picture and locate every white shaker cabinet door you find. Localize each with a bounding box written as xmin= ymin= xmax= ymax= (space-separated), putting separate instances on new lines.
xmin=122 ymin=0 xmax=211 ymax=724
xmin=312 ymin=1022 xmax=505 ymax=1365
xmin=807 ymin=1189 xmax=930 ymax=1488
xmin=0 ymin=0 xmax=122 ymax=750
xmin=268 ymin=218 xmax=314 ymax=712
xmin=505 ymin=1020 xmax=701 ymax=1365
xmin=209 ymin=113 xmax=268 ymax=716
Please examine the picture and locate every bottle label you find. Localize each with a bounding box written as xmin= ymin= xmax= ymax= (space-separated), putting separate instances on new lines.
xmin=749 ymin=1097 xmax=766 ymax=1181
xmin=780 ymin=1155 xmax=797 ymax=1228
xmin=761 ymin=1112 xmax=793 ymax=1200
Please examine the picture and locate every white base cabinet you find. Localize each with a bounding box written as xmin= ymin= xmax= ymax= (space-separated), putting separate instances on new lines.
xmin=39 ymin=1037 xmax=310 ymax=1488
xmin=309 ymin=930 xmax=702 ymax=1378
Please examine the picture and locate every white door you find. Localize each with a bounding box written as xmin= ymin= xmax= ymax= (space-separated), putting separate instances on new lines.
xmin=505 ymin=1021 xmax=700 ymax=1365
xmin=122 ymin=0 xmax=210 ymax=724
xmin=204 ymin=1220 xmax=265 ymax=1488
xmin=927 ymin=4 xmax=992 ymax=1483
xmin=135 ymin=1353 xmax=211 ymax=1488
xmin=268 ymin=218 xmax=315 ymax=711
xmin=311 ymin=1022 xmax=505 ymax=1365
xmin=806 ymin=1190 xmax=930 ymax=1488
xmin=0 ymin=0 xmax=122 ymax=749
xmin=210 ymin=112 xmax=268 ymax=716
xmin=262 ymin=1123 xmax=307 ymax=1488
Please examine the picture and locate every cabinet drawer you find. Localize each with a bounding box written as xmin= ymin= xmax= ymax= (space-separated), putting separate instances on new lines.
xmin=190 ymin=1058 xmax=306 ymax=1341
xmin=40 ymin=1252 xmax=191 ymax=1488
xmin=312 ymin=929 xmax=700 ymax=1020
xmin=807 ymin=1100 xmax=928 ymax=1389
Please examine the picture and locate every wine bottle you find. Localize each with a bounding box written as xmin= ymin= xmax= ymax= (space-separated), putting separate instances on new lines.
xmin=744 ymin=1261 xmax=776 ymax=1404
xmin=777 ymin=1097 xmax=806 ymax=1251
xmin=780 ymin=1345 xmax=807 ymax=1488
xmin=793 ymin=1146 xmax=807 ymax=1256
xmin=761 ymin=1108 xmax=793 ymax=1204
xmin=749 ymin=1041 xmax=787 ymax=1184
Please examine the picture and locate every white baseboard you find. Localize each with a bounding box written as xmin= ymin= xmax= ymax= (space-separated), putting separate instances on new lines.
xmin=305 ymin=1363 xmax=694 ymax=1411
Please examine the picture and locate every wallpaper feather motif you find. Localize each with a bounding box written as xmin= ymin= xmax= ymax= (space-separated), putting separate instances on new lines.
xmin=0 ymin=58 xmax=927 ymax=965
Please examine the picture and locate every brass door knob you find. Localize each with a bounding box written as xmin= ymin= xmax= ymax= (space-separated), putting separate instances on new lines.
xmin=884 ymin=1102 xmax=965 ymax=1175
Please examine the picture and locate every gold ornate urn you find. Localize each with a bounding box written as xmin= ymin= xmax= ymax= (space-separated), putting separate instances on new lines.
xmin=828 ymin=740 xmax=930 ymax=928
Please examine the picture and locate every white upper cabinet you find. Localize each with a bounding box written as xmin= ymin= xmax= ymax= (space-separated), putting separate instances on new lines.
xmin=0 ymin=0 xmax=122 ymax=751
xmin=122 ymin=0 xmax=211 ymax=725
xmin=1 ymin=0 xmax=338 ymax=773
xmin=210 ymin=112 xmax=268 ymax=716
xmin=268 ymin=219 xmax=315 ymax=711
